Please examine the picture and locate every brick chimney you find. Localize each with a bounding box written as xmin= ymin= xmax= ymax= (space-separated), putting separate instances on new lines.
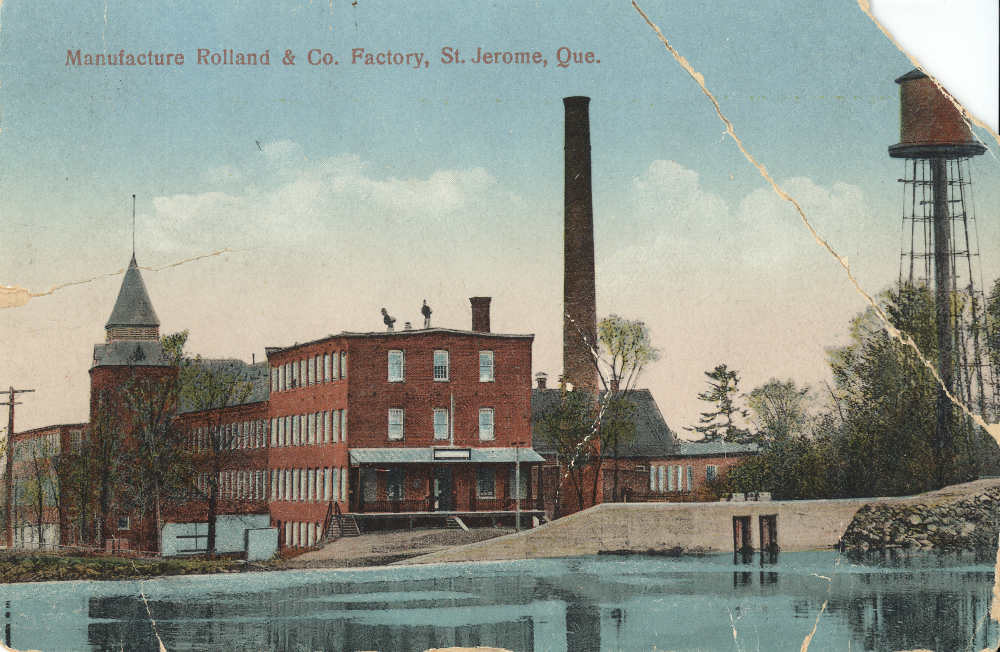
xmin=470 ymin=297 xmax=491 ymax=333
xmin=563 ymin=96 xmax=598 ymax=395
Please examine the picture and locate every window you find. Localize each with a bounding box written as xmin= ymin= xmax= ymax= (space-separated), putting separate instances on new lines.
xmin=388 ymin=350 xmax=405 ymax=382
xmin=508 ymin=468 xmax=529 ymax=499
xmin=117 ymin=516 xmax=130 ymax=531
xmin=433 ymin=409 xmax=449 ymax=440
xmin=307 ymin=356 xmax=315 ymax=385
xmin=479 ymin=351 xmax=495 ymax=382
xmin=331 ymin=350 xmax=340 ymax=379
xmin=324 ymin=353 xmax=331 ymax=382
xmin=340 ymin=352 xmax=347 ymax=379
xmin=659 ymin=465 xmax=666 ymax=492
xmin=387 ymin=468 xmax=404 ymax=501
xmin=687 ymin=466 xmax=694 ymax=492
xmin=434 ymin=350 xmax=450 ymax=381
xmin=388 ymin=409 xmax=405 ymax=440
xmin=649 ymin=466 xmax=658 ymax=492
xmin=341 ymin=409 xmax=347 ymax=442
xmin=706 ymin=465 xmax=718 ymax=483
xmin=70 ymin=430 xmax=83 ymax=453
xmin=476 ymin=467 xmax=495 ymax=498
xmin=479 ymin=408 xmax=495 ymax=441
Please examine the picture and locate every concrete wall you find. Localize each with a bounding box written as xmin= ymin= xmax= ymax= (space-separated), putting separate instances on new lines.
xmin=162 ymin=514 xmax=271 ymax=556
xmin=245 ymin=527 xmax=279 ymax=561
xmin=410 ymin=498 xmax=870 ymax=564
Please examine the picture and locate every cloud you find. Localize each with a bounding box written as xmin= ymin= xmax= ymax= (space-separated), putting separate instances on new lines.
xmin=141 ymin=144 xmax=523 ymax=260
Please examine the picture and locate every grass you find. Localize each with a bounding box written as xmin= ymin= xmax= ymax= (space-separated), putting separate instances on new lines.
xmin=0 ymin=550 xmax=280 ymax=583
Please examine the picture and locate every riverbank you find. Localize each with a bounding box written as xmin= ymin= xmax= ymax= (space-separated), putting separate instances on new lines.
xmin=0 ymin=553 xmax=260 ymax=583
xmin=0 ymin=528 xmax=515 ymax=583
xmin=839 ymin=478 xmax=1000 ymax=551
xmin=6 ymin=479 xmax=1000 ymax=582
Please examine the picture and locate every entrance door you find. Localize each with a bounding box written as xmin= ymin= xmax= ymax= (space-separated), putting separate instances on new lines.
xmin=433 ymin=467 xmax=453 ymax=511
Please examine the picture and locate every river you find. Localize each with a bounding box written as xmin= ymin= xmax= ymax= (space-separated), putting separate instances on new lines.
xmin=3 ymin=550 xmax=996 ymax=651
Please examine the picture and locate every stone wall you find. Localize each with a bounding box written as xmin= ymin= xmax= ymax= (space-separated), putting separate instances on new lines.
xmin=840 ymin=485 xmax=1000 ymax=551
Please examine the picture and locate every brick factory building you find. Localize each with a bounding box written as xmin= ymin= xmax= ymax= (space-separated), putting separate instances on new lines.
xmin=3 ymin=256 xmax=544 ymax=553
xmin=264 ymin=297 xmax=543 ymax=548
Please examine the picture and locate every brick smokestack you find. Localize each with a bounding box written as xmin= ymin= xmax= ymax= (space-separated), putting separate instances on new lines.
xmin=563 ymin=96 xmax=598 ymax=395
xmin=470 ymin=297 xmax=491 ymax=333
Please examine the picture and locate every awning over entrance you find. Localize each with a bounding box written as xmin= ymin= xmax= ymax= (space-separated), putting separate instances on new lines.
xmin=350 ymin=447 xmax=545 ymax=465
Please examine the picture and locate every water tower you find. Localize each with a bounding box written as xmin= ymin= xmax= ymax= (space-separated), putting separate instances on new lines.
xmin=889 ymin=68 xmax=991 ymax=471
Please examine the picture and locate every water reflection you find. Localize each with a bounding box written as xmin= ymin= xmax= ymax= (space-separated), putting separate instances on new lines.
xmin=3 ymin=551 xmax=996 ymax=652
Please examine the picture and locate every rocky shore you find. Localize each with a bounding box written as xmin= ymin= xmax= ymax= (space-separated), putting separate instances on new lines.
xmin=839 ymin=483 xmax=1000 ymax=551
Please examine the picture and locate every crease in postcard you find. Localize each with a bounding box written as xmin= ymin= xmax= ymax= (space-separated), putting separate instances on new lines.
xmin=631 ymin=3 xmax=1000 ymax=648
xmin=630 ymin=0 xmax=1000 ymax=447
xmin=0 ymin=248 xmax=243 ymax=309
xmin=857 ymin=0 xmax=1000 ymax=145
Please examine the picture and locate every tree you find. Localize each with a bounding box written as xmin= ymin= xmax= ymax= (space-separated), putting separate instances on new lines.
xmin=596 ymin=315 xmax=658 ymax=501
xmin=745 ymin=379 xmax=812 ymax=447
xmin=26 ymin=442 xmax=56 ymax=548
xmin=985 ymin=277 xmax=1000 ymax=420
xmin=826 ymin=284 xmax=981 ymax=496
xmin=596 ymin=315 xmax=660 ymax=394
xmin=686 ymin=364 xmax=748 ymax=442
xmin=179 ymin=356 xmax=255 ymax=557
xmin=120 ymin=331 xmax=192 ymax=552
xmin=82 ymin=405 xmax=128 ymax=548
xmin=538 ymin=388 xmax=598 ymax=517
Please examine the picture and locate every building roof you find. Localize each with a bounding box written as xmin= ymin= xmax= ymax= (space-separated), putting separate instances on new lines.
xmin=105 ymin=255 xmax=160 ymax=329
xmin=677 ymin=440 xmax=760 ymax=457
xmin=177 ymin=359 xmax=270 ymax=414
xmin=92 ymin=340 xmax=169 ymax=367
xmin=530 ymin=388 xmax=679 ymax=458
xmin=350 ymin=447 xmax=546 ymax=465
xmin=266 ymin=327 xmax=534 ymax=357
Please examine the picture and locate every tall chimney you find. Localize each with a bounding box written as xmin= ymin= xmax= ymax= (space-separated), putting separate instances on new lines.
xmin=470 ymin=297 xmax=491 ymax=333
xmin=563 ymin=96 xmax=598 ymax=395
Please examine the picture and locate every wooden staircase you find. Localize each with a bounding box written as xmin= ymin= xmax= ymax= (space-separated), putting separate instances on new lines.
xmin=323 ymin=501 xmax=361 ymax=543
xmin=338 ymin=514 xmax=361 ymax=538
xmin=446 ymin=516 xmax=469 ymax=531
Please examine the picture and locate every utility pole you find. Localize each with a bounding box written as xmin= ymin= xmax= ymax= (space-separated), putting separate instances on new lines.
xmin=2 ymin=386 xmax=35 ymax=548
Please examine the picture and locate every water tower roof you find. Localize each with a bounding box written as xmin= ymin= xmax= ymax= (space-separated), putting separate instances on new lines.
xmin=895 ymin=68 xmax=927 ymax=84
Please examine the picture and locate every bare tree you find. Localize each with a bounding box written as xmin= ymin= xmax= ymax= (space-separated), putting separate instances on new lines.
xmin=180 ymin=358 xmax=254 ymax=557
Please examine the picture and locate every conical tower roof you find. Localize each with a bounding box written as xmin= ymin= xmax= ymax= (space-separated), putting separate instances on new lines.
xmin=105 ymin=255 xmax=160 ymax=329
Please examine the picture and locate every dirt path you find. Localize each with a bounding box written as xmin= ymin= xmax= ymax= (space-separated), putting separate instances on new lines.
xmin=283 ymin=528 xmax=515 ymax=569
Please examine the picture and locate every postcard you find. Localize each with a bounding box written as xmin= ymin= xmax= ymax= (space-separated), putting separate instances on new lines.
xmin=1 ymin=0 xmax=998 ymax=650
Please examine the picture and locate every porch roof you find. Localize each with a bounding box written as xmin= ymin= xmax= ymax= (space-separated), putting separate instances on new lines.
xmin=350 ymin=447 xmax=545 ymax=465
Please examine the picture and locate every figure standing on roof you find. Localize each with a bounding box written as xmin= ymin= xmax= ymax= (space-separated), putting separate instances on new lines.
xmin=421 ymin=300 xmax=432 ymax=329
xmin=382 ymin=308 xmax=396 ymax=332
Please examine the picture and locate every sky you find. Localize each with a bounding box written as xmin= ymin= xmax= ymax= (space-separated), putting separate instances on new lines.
xmin=1 ymin=0 xmax=998 ymax=436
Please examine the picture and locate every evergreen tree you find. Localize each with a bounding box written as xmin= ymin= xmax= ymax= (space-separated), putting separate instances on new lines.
xmin=686 ymin=364 xmax=748 ymax=442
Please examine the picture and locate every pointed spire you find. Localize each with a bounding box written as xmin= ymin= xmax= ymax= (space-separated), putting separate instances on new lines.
xmin=105 ymin=255 xmax=160 ymax=338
